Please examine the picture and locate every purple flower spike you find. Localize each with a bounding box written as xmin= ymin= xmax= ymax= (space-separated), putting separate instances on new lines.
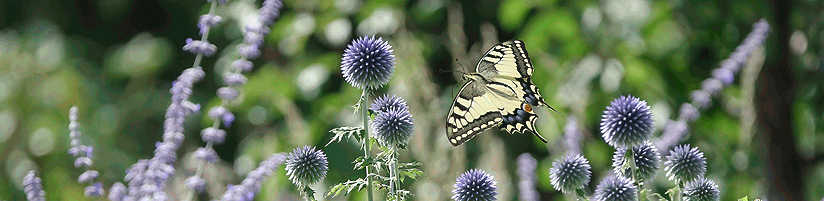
xmin=517 ymin=153 xmax=539 ymax=201
xmin=258 ymin=0 xmax=284 ymax=26
xmin=23 ymin=171 xmax=46 ymax=201
xmin=85 ymin=182 xmax=104 ymax=197
xmin=108 ymin=182 xmax=127 ymax=201
xmin=183 ymin=38 xmax=218 ymax=56
xmin=221 ymin=153 xmax=286 ymax=201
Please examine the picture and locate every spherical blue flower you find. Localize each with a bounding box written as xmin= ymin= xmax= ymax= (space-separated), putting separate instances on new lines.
xmin=452 ymin=169 xmax=498 ymax=201
xmin=664 ymin=145 xmax=707 ymax=183
xmin=600 ymin=95 xmax=654 ymax=148
xmin=371 ymin=105 xmax=414 ymax=148
xmin=683 ymin=177 xmax=720 ymax=201
xmin=371 ymin=94 xmax=408 ymax=113
xmin=549 ymin=154 xmax=592 ymax=193
xmin=593 ymin=176 xmax=637 ymax=201
xmin=612 ymin=142 xmax=660 ymax=181
xmin=285 ymin=146 xmax=328 ymax=186
xmin=341 ymin=36 xmax=396 ymax=90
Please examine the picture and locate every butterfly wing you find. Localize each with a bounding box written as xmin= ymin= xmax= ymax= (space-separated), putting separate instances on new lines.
xmin=446 ymin=40 xmax=554 ymax=146
xmin=446 ymin=81 xmax=504 ymax=146
xmin=476 ymin=40 xmax=549 ymax=107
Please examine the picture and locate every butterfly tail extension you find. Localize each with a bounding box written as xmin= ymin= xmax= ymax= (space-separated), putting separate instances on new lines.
xmin=533 ymin=131 xmax=548 ymax=143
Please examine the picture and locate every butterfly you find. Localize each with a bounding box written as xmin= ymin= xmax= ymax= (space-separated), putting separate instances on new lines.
xmin=446 ymin=40 xmax=557 ymax=146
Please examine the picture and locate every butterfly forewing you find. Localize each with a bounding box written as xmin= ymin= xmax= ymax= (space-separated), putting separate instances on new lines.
xmin=446 ymin=81 xmax=504 ymax=146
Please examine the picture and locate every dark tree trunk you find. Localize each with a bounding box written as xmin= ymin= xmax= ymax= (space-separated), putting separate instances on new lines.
xmin=760 ymin=1 xmax=803 ymax=200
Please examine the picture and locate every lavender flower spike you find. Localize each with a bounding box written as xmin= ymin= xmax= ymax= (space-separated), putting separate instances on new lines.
xmin=125 ymin=66 xmax=205 ymax=200
xmin=23 ymin=170 xmax=45 ymax=201
xmin=517 ymin=153 xmax=539 ymax=201
xmin=221 ymin=153 xmax=287 ymax=201
xmin=563 ymin=117 xmax=583 ymax=154
xmin=655 ymin=19 xmax=770 ymax=153
xmin=67 ymin=106 xmax=104 ymax=197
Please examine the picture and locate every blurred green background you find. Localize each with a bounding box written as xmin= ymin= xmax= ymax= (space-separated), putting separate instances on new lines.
xmin=0 ymin=0 xmax=822 ymax=200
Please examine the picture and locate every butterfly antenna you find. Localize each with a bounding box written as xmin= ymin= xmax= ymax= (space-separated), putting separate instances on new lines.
xmin=541 ymin=99 xmax=563 ymax=117
xmin=453 ymin=59 xmax=469 ymax=75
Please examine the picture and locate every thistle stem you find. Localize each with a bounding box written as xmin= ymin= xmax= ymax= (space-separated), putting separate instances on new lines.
xmin=627 ymin=150 xmax=641 ymax=201
xmin=390 ymin=147 xmax=401 ymax=197
xmin=361 ymin=89 xmax=374 ymax=201
xmin=575 ymin=188 xmax=590 ymax=201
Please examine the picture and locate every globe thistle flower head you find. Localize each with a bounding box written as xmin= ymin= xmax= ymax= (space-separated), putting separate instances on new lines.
xmin=549 ymin=154 xmax=592 ymax=193
xmin=593 ymin=176 xmax=637 ymax=201
xmin=341 ymin=36 xmax=396 ymax=90
xmin=600 ymin=95 xmax=654 ymax=148
xmin=664 ymin=144 xmax=707 ymax=183
xmin=684 ymin=177 xmax=720 ymax=201
xmin=371 ymin=94 xmax=408 ymax=113
xmin=285 ymin=146 xmax=328 ymax=186
xmin=612 ymin=142 xmax=660 ymax=181
xmin=372 ymin=105 xmax=414 ymax=148
xmin=452 ymin=169 xmax=498 ymax=201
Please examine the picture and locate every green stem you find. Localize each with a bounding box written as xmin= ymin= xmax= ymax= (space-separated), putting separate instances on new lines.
xmin=575 ymin=188 xmax=590 ymax=201
xmin=627 ymin=150 xmax=641 ymax=201
xmin=361 ymin=89 xmax=374 ymax=201
xmin=391 ymin=147 xmax=401 ymax=198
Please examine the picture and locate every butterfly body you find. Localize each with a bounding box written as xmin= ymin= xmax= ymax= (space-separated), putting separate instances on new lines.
xmin=446 ymin=40 xmax=555 ymax=146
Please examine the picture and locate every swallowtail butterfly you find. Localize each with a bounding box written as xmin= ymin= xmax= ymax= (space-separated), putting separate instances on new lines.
xmin=446 ymin=40 xmax=557 ymax=146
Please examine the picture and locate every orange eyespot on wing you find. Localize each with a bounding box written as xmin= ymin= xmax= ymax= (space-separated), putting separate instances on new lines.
xmin=522 ymin=103 xmax=532 ymax=113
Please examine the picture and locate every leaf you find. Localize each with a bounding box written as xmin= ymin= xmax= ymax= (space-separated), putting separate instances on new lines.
xmin=326 ymin=179 xmax=368 ymax=198
xmin=649 ymin=193 xmax=669 ymax=201
xmin=326 ymin=127 xmax=364 ymax=147
xmin=399 ymin=161 xmax=422 ymax=169
xmin=301 ymin=185 xmax=317 ymax=201
xmin=399 ymin=168 xmax=425 ymax=183
xmin=738 ymin=196 xmax=748 ymax=201
xmin=353 ymin=156 xmax=375 ymax=170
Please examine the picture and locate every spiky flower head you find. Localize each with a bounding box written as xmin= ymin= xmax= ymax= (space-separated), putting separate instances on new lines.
xmin=664 ymin=144 xmax=707 ymax=183
xmin=341 ymin=36 xmax=396 ymax=90
xmin=600 ymin=95 xmax=654 ymax=148
xmin=371 ymin=103 xmax=414 ymax=148
xmin=612 ymin=142 xmax=661 ymax=181
xmin=285 ymin=146 xmax=328 ymax=186
xmin=549 ymin=154 xmax=592 ymax=193
xmin=452 ymin=169 xmax=498 ymax=201
xmin=683 ymin=177 xmax=720 ymax=201
xmin=593 ymin=176 xmax=637 ymax=201
xmin=371 ymin=94 xmax=408 ymax=113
